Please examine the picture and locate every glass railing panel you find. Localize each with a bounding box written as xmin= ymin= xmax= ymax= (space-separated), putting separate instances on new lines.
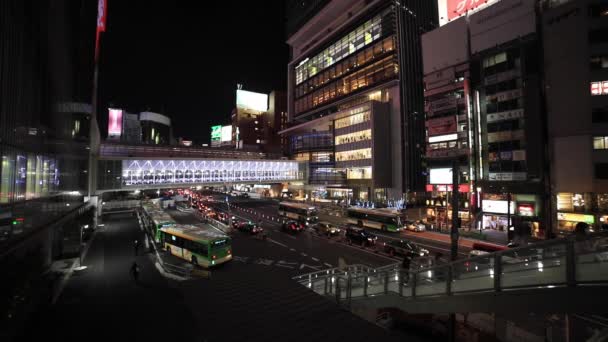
xmin=366 ymin=272 xmax=388 ymax=296
xmin=414 ymin=265 xmax=449 ymax=296
xmin=501 ymin=243 xmax=566 ymax=288
xmin=575 ymin=235 xmax=608 ymax=282
xmin=451 ymin=256 xmax=494 ymax=293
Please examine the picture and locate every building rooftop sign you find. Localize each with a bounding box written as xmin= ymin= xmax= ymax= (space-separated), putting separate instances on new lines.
xmin=236 ymin=89 xmax=268 ymax=112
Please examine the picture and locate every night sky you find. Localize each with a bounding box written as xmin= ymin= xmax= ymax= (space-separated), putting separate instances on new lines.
xmin=98 ymin=1 xmax=288 ymax=144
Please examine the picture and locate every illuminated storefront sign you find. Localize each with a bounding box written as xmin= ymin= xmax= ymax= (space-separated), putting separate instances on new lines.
xmin=426 ymin=184 xmax=470 ymax=193
xmin=429 ymin=133 xmax=458 ymax=143
xmin=557 ymin=212 xmax=595 ymax=224
xmin=108 ymin=108 xmax=123 ymax=137
xmin=517 ymin=203 xmax=535 ymax=216
xmin=591 ymin=81 xmax=608 ymax=96
xmin=482 ymin=200 xmax=515 ymax=214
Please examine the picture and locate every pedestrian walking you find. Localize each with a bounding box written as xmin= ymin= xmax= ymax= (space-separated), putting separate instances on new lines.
xmin=130 ymin=261 xmax=140 ymax=283
xmin=134 ymin=239 xmax=140 ymax=256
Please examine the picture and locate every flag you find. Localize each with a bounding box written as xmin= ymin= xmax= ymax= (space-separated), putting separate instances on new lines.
xmin=95 ymin=0 xmax=107 ymax=62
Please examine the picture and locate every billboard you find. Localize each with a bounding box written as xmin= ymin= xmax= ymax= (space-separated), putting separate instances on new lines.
xmin=221 ymin=125 xmax=233 ymax=142
xmin=236 ymin=90 xmax=268 ymax=112
xmin=426 ymin=116 xmax=457 ymax=136
xmin=482 ymin=200 xmax=515 ymax=215
xmin=108 ymin=108 xmax=123 ymax=137
xmin=429 ymin=168 xmax=453 ymax=185
xmin=211 ymin=125 xmax=222 ymax=141
xmin=438 ymin=0 xmax=500 ymax=26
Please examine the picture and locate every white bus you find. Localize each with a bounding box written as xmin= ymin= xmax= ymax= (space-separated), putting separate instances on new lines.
xmin=278 ymin=202 xmax=318 ymax=225
xmin=346 ymin=207 xmax=404 ymax=232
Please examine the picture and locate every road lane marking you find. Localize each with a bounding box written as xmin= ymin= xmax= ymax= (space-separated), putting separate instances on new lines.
xmin=324 ymin=262 xmax=333 ymax=267
xmin=267 ymin=238 xmax=288 ymax=248
xmin=301 ymin=253 xmax=308 ymax=257
xmin=290 ymin=248 xmax=296 ymax=252
xmin=311 ymin=257 xmax=320 ymax=262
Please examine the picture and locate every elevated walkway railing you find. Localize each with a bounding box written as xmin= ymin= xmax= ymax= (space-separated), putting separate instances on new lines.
xmin=294 ymin=232 xmax=608 ymax=309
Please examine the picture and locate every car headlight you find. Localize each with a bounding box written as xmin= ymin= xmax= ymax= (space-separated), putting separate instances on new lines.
xmin=367 ymin=238 xmax=373 ymax=241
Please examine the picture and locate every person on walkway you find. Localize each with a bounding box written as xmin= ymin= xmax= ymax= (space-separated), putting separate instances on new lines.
xmin=134 ymin=239 xmax=140 ymax=256
xmin=130 ymin=261 xmax=140 ymax=283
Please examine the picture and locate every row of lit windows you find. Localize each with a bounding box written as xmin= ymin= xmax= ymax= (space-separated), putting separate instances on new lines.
xmin=293 ymin=152 xmax=334 ymax=163
xmin=295 ymin=56 xmax=398 ymax=115
xmin=428 ymin=140 xmax=468 ymax=151
xmin=294 ymin=8 xmax=392 ymax=85
xmin=295 ymin=37 xmax=396 ymax=99
xmin=347 ymin=167 xmax=372 ymax=180
xmin=335 ymin=109 xmax=371 ymax=129
xmin=336 ymin=148 xmax=372 ymax=162
xmin=335 ymin=129 xmax=372 ymax=145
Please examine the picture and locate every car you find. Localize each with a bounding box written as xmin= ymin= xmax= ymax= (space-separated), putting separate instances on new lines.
xmin=236 ymin=221 xmax=263 ymax=234
xmin=313 ymin=222 xmax=341 ymax=236
xmin=345 ymin=226 xmax=377 ymax=247
xmin=239 ymin=193 xmax=249 ymax=198
xmin=383 ymin=239 xmax=429 ymax=258
xmin=405 ymin=220 xmax=426 ymax=232
xmin=282 ymin=220 xmax=305 ymax=233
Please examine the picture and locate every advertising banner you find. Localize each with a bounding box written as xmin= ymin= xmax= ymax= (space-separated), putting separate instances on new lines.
xmin=108 ymin=108 xmax=122 ymax=137
xmin=426 ymin=116 xmax=457 ymax=136
xmin=438 ymin=0 xmax=500 ymax=26
xmin=221 ymin=125 xmax=233 ymax=142
xmin=211 ymin=125 xmax=222 ymax=142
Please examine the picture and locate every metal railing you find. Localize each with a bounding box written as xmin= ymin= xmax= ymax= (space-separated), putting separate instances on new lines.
xmin=294 ymin=232 xmax=608 ymax=306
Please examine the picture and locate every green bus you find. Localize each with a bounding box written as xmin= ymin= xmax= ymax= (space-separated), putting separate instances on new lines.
xmin=141 ymin=203 xmax=176 ymax=242
xmin=278 ymin=202 xmax=318 ymax=225
xmin=160 ymin=224 xmax=232 ymax=268
xmin=346 ymin=207 xmax=404 ymax=232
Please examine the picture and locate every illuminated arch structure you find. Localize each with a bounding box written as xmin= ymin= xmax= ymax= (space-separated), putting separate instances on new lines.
xmin=121 ymin=159 xmax=301 ymax=186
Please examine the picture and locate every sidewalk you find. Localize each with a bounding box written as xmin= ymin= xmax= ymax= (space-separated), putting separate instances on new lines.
xmin=17 ymin=212 xmax=199 ymax=341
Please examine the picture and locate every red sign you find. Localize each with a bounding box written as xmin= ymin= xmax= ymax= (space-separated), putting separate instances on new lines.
xmin=426 ymin=184 xmax=470 ymax=193
xmin=426 ymin=116 xmax=457 ymax=136
xmin=448 ymin=0 xmax=487 ymax=20
xmin=95 ymin=0 xmax=107 ymax=61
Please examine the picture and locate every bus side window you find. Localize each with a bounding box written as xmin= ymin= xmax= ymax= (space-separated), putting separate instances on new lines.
xmin=164 ymin=232 xmax=173 ymax=245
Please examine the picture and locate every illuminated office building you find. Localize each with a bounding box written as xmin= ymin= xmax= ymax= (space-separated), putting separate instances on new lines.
xmin=284 ymin=0 xmax=436 ymax=203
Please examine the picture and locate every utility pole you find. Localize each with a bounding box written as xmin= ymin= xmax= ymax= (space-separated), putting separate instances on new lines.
xmin=449 ymin=159 xmax=460 ymax=342
xmin=451 ymin=159 xmax=460 ymax=261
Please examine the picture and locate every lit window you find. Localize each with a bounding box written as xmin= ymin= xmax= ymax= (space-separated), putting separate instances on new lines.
xmin=594 ymin=136 xmax=608 ymax=149
xmin=591 ymin=81 xmax=608 ymax=96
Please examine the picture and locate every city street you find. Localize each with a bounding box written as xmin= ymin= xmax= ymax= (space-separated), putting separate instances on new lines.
xmin=204 ymin=195 xmax=473 ymax=260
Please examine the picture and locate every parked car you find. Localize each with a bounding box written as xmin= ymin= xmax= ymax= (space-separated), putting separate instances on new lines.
xmin=383 ymin=239 xmax=429 ymax=258
xmin=313 ymin=222 xmax=341 ymax=236
xmin=235 ymin=221 xmax=263 ymax=234
xmin=282 ymin=220 xmax=304 ymax=233
xmin=405 ymin=220 xmax=426 ymax=232
xmin=239 ymin=193 xmax=250 ymax=198
xmin=345 ymin=227 xmax=377 ymax=247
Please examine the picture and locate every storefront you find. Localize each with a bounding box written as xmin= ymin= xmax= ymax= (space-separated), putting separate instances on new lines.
xmin=556 ymin=212 xmax=595 ymax=235
xmin=425 ymin=184 xmax=472 ymax=230
xmin=479 ymin=193 xmax=542 ymax=238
